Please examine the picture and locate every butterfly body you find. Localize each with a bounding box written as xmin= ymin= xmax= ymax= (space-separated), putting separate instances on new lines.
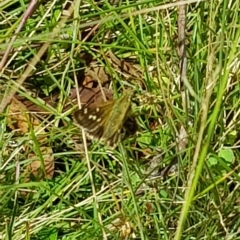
xmin=73 ymin=93 xmax=132 ymax=147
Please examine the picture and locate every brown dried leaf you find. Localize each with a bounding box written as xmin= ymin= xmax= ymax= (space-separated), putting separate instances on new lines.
xmin=84 ymin=62 xmax=109 ymax=85
xmin=82 ymin=75 xmax=94 ymax=88
xmin=15 ymin=94 xmax=58 ymax=113
xmin=107 ymin=217 xmax=136 ymax=239
xmin=7 ymin=97 xmax=54 ymax=180
xmin=8 ymin=98 xmax=32 ymax=133
xmin=177 ymin=125 xmax=188 ymax=151
xmin=15 ymin=87 xmax=113 ymax=113
xmin=107 ymin=51 xmax=143 ymax=79
xmin=25 ymin=146 xmax=54 ymax=181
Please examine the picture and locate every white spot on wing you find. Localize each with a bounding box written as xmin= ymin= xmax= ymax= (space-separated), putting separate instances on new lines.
xmin=89 ymin=115 xmax=97 ymax=120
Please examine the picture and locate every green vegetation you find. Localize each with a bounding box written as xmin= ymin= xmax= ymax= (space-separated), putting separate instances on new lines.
xmin=0 ymin=0 xmax=240 ymax=239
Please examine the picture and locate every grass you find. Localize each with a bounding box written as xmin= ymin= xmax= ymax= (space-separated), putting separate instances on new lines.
xmin=0 ymin=0 xmax=240 ymax=239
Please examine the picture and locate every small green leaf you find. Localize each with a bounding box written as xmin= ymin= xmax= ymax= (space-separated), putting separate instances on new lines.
xmin=218 ymin=148 xmax=234 ymax=163
xmin=207 ymin=157 xmax=218 ymax=166
xmin=160 ymin=190 xmax=168 ymax=198
xmin=137 ymin=132 xmax=152 ymax=145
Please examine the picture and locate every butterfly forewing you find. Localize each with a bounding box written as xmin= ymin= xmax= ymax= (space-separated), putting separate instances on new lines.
xmin=73 ymin=100 xmax=113 ymax=137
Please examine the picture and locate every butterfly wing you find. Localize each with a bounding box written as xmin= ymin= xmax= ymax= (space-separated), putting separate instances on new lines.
xmin=101 ymin=94 xmax=131 ymax=146
xmin=73 ymin=93 xmax=132 ymax=147
xmin=73 ymin=100 xmax=114 ymax=138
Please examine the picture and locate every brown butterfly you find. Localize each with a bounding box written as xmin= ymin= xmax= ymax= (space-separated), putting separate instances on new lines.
xmin=73 ymin=92 xmax=133 ymax=148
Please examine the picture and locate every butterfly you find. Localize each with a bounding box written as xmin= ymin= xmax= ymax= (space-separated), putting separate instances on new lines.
xmin=73 ymin=92 xmax=134 ymax=148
